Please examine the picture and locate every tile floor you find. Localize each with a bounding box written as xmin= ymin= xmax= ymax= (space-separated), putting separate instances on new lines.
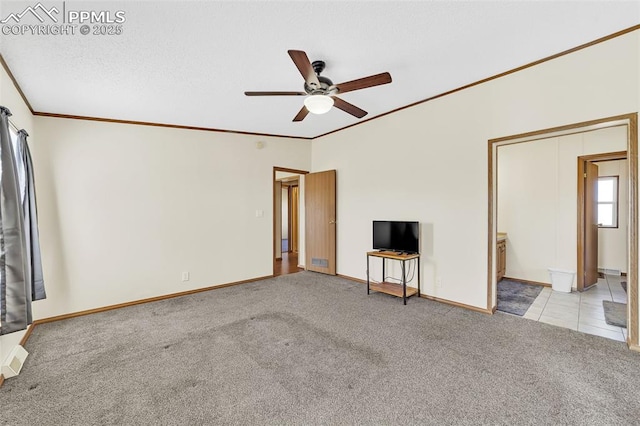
xmin=522 ymin=274 xmax=628 ymax=342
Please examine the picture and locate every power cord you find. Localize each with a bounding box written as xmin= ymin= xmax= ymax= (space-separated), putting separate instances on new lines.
xmin=379 ymin=258 xmax=418 ymax=284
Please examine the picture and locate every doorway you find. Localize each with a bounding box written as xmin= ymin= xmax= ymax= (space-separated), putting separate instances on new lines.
xmin=488 ymin=113 xmax=638 ymax=348
xmin=577 ymin=152 xmax=628 ymax=291
xmin=273 ymin=167 xmax=308 ymax=276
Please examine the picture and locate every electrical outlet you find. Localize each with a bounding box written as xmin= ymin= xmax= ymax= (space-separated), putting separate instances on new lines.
xmin=436 ymin=277 xmax=442 ymax=287
xmin=181 ymin=272 xmax=190 ymax=282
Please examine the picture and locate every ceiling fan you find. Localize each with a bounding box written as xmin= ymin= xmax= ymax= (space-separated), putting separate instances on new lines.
xmin=245 ymin=50 xmax=392 ymax=122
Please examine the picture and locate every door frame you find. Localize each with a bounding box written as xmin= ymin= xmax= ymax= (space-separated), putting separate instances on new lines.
xmin=576 ymin=151 xmax=627 ymax=291
xmin=288 ymin=184 xmax=299 ymax=253
xmin=273 ymin=167 xmax=308 ymax=275
xmin=487 ymin=113 xmax=638 ymax=349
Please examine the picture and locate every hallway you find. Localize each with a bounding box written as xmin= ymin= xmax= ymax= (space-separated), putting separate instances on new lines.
xmin=275 ymin=252 xmax=303 ymax=276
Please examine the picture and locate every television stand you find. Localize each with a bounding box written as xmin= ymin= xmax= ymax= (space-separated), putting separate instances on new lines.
xmin=366 ymin=251 xmax=420 ymax=305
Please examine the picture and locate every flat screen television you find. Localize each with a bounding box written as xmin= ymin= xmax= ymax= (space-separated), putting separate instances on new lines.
xmin=373 ymin=221 xmax=419 ymax=254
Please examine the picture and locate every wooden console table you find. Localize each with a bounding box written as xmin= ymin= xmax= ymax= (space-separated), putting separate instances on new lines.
xmin=366 ymin=251 xmax=420 ymax=305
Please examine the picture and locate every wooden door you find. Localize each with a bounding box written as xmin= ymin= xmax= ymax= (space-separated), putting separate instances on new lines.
xmin=583 ymin=162 xmax=599 ymax=289
xmin=305 ymin=170 xmax=336 ymax=275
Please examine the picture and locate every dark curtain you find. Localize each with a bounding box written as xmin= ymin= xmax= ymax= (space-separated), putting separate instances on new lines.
xmin=0 ymin=106 xmax=46 ymax=335
xmin=17 ymin=129 xmax=46 ymax=302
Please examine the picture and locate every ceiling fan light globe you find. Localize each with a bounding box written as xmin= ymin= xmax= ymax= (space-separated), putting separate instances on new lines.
xmin=304 ymin=95 xmax=334 ymax=114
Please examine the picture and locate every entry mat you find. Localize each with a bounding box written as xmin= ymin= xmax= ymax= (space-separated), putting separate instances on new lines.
xmin=497 ymin=280 xmax=544 ymax=316
xmin=603 ymin=300 xmax=627 ymax=328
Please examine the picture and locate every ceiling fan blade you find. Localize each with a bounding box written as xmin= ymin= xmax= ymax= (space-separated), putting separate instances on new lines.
xmin=293 ymin=105 xmax=309 ymax=122
xmin=245 ymin=91 xmax=306 ymax=96
xmin=332 ymin=96 xmax=368 ymax=118
xmin=288 ymin=50 xmax=321 ymax=88
xmin=334 ymin=72 xmax=392 ymax=94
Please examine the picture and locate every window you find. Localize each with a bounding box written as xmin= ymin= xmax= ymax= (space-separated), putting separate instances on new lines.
xmin=597 ymin=176 xmax=618 ymax=228
xmin=9 ymin=126 xmax=17 ymax=146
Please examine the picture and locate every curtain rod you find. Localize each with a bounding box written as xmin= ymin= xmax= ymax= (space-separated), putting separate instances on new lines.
xmin=8 ymin=118 xmax=21 ymax=133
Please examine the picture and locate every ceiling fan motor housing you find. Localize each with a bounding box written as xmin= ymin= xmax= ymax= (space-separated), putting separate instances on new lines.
xmin=311 ymin=60 xmax=326 ymax=75
xmin=304 ymin=60 xmax=336 ymax=95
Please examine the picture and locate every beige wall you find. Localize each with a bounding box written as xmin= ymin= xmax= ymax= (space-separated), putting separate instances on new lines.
xmin=0 ymin=71 xmax=31 ymax=133
xmin=311 ymin=31 xmax=639 ymax=311
xmin=497 ymin=126 xmax=627 ymax=285
xmin=597 ymin=159 xmax=628 ymax=274
xmin=31 ymin=117 xmax=311 ymax=320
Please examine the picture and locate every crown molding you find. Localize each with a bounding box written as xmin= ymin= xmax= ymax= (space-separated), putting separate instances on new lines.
xmin=32 ymin=111 xmax=313 ymax=140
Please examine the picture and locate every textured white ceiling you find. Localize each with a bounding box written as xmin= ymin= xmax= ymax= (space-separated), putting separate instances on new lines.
xmin=1 ymin=1 xmax=638 ymax=138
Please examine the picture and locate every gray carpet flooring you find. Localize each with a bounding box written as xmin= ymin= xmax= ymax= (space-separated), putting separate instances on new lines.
xmin=2 ymin=272 xmax=640 ymax=425
xmin=497 ymin=279 xmax=543 ymax=316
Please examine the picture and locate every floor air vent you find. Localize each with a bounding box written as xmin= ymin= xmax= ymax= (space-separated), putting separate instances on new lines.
xmin=599 ymin=268 xmax=622 ymax=276
xmin=311 ymin=258 xmax=329 ymax=268
xmin=1 ymin=345 xmax=28 ymax=379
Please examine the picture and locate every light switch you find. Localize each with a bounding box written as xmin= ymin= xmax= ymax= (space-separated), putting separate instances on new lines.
xmin=255 ymin=210 xmax=264 ymax=218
